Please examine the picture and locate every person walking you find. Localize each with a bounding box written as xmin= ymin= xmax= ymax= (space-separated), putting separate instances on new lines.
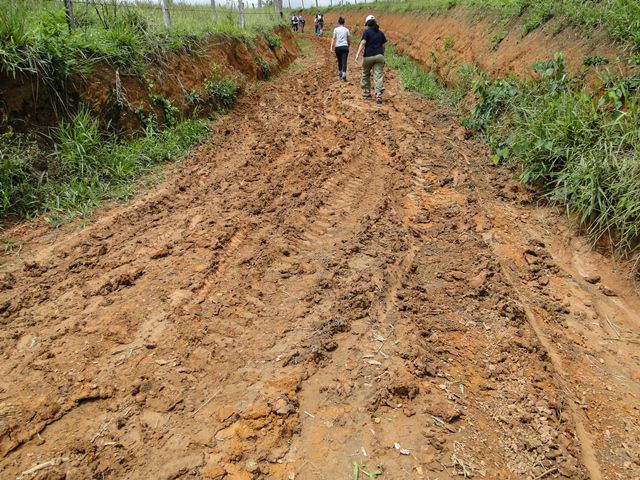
xmin=354 ymin=15 xmax=387 ymax=104
xmin=291 ymin=14 xmax=299 ymax=32
xmin=299 ymin=15 xmax=306 ymax=33
xmin=330 ymin=17 xmax=350 ymax=81
xmin=314 ymin=12 xmax=324 ymax=36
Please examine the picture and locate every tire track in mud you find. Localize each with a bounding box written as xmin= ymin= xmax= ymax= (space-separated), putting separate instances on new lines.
xmin=1 ymin=36 xmax=639 ymax=480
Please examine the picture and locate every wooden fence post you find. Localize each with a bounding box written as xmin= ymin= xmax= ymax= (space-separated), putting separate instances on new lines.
xmin=239 ymin=0 xmax=246 ymax=28
xmin=210 ymin=0 xmax=217 ymax=21
xmin=64 ymin=0 xmax=75 ymax=32
xmin=161 ymin=0 xmax=172 ymax=28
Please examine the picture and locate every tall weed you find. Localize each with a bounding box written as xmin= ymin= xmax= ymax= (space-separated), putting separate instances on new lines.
xmin=463 ymin=54 xmax=640 ymax=251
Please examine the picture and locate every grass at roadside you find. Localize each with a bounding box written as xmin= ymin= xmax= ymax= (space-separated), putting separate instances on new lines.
xmin=386 ymin=46 xmax=479 ymax=108
xmin=1 ymin=116 xmax=209 ymax=226
xmin=0 ymin=0 xmax=285 ymax=227
xmin=387 ymin=47 xmax=640 ymax=254
xmin=465 ymin=58 xmax=640 ymax=251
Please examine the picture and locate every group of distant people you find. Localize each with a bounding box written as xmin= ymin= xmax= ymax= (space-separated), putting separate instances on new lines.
xmin=290 ymin=14 xmax=306 ymax=33
xmin=291 ymin=12 xmax=325 ymax=36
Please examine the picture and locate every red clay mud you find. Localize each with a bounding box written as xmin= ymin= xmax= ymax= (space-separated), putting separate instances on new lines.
xmin=1 ymin=37 xmax=639 ymax=480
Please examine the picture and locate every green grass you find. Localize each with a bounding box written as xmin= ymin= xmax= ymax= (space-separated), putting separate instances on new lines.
xmin=387 ymin=45 xmax=640 ymax=253
xmin=1 ymin=114 xmax=209 ymax=224
xmin=320 ymin=0 xmax=640 ymax=53
xmin=386 ymin=46 xmax=480 ymax=108
xmin=0 ymin=0 xmax=284 ymax=88
xmin=0 ymin=0 xmax=286 ymax=225
xmin=462 ymin=55 xmax=640 ymax=252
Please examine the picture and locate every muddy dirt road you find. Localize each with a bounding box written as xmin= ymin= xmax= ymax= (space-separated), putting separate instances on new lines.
xmin=1 ymin=37 xmax=640 ymax=480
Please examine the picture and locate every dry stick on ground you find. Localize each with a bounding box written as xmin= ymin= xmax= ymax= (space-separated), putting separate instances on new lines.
xmin=605 ymin=314 xmax=621 ymax=338
xmin=18 ymin=457 xmax=70 ymax=478
xmin=604 ymin=336 xmax=640 ymax=345
xmin=533 ymin=467 xmax=559 ymax=479
xmin=192 ymin=387 xmax=222 ymax=416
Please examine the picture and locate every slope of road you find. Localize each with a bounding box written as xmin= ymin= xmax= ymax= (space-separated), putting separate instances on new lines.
xmin=1 ymin=37 xmax=639 ymax=480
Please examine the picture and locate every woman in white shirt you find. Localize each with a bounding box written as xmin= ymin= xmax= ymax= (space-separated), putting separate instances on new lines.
xmin=330 ymin=17 xmax=351 ymax=82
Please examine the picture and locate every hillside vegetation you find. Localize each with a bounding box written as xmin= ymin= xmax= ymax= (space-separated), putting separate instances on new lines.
xmin=0 ymin=0 xmax=286 ymax=225
xmin=336 ymin=1 xmax=640 ymax=257
xmin=340 ymin=0 xmax=640 ymax=56
xmin=0 ymin=0 xmax=279 ymax=83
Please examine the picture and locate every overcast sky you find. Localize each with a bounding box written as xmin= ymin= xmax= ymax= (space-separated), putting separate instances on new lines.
xmin=189 ymin=0 xmax=365 ymax=9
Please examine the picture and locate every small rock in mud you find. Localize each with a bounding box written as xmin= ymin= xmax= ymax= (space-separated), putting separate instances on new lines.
xmin=271 ymin=395 xmax=296 ymax=416
xmin=0 ymin=300 xmax=11 ymax=314
xmin=468 ymin=271 xmax=487 ymax=289
xmin=23 ymin=260 xmax=48 ymax=277
xmin=388 ymin=383 xmax=419 ymax=400
xmin=0 ymin=272 xmax=16 ymax=291
xmin=202 ymin=465 xmax=227 ymax=479
xmin=584 ymin=275 xmax=601 ymax=285
xmin=318 ymin=315 xmax=349 ymax=335
xmin=450 ymin=271 xmax=466 ymax=281
xmin=150 ymin=246 xmax=172 ymax=259
xmin=426 ymin=401 xmax=462 ymax=423
xmin=599 ymin=285 xmax=616 ymax=297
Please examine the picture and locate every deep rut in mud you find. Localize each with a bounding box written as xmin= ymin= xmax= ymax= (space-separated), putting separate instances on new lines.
xmin=1 ymin=37 xmax=640 ymax=480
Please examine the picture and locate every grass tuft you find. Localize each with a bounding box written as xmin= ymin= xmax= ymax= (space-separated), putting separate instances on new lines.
xmin=0 ymin=115 xmax=209 ymax=225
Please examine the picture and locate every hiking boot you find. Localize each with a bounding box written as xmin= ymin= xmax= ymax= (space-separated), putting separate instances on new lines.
xmin=362 ymin=90 xmax=372 ymax=99
xmin=375 ymin=93 xmax=383 ymax=104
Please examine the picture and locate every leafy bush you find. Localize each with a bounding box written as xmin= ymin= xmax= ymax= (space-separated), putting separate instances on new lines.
xmin=256 ymin=57 xmax=270 ymax=79
xmin=583 ymin=55 xmax=609 ymax=67
xmin=150 ymin=93 xmax=180 ymax=127
xmin=0 ymin=133 xmax=48 ymax=219
xmin=463 ymin=54 xmax=640 ymax=251
xmin=204 ymin=75 xmax=239 ymax=112
xmin=264 ymin=31 xmax=282 ymax=49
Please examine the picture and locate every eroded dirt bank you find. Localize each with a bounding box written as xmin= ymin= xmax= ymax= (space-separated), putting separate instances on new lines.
xmin=324 ymin=8 xmax=631 ymax=80
xmin=1 ymin=37 xmax=640 ymax=479
xmin=0 ymin=26 xmax=298 ymax=133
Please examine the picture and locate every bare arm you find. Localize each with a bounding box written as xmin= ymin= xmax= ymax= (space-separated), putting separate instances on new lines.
xmin=354 ymin=39 xmax=366 ymax=64
xmin=330 ymin=32 xmax=335 ymax=52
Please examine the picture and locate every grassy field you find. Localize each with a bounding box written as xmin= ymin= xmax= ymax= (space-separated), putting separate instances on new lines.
xmin=0 ymin=0 xmax=282 ymax=84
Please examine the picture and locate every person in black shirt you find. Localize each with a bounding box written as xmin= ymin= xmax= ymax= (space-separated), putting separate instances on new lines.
xmin=354 ymin=15 xmax=387 ymax=104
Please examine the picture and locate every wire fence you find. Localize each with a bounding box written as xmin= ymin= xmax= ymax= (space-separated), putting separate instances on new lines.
xmin=36 ymin=0 xmax=288 ymax=31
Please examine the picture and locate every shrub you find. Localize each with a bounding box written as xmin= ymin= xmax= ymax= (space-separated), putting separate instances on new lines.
xmin=462 ymin=54 xmax=640 ymax=251
xmin=204 ymin=75 xmax=239 ymax=112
